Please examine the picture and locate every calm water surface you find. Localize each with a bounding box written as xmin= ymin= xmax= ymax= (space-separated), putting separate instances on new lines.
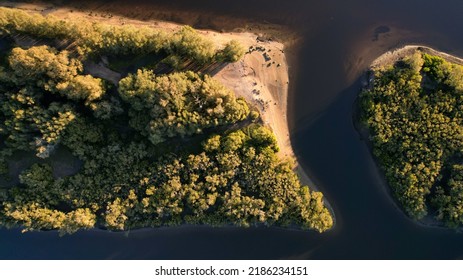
xmin=1 ymin=0 xmax=463 ymax=259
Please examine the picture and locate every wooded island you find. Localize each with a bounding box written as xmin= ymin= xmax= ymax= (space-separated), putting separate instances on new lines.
xmin=360 ymin=48 xmax=463 ymax=228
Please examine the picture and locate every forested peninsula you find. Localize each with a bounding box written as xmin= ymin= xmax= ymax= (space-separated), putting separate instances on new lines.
xmin=0 ymin=6 xmax=333 ymax=234
xmin=360 ymin=46 xmax=463 ymax=228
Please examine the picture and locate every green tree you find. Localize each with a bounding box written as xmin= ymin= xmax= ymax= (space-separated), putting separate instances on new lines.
xmin=218 ymin=40 xmax=246 ymax=62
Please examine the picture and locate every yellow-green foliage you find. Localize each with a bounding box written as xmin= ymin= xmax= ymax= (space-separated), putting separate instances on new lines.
xmin=0 ymin=46 xmax=103 ymax=159
xmin=0 ymin=7 xmax=245 ymax=62
xmin=9 ymin=46 xmax=104 ymax=102
xmin=0 ymin=7 xmax=332 ymax=234
xmin=4 ymin=202 xmax=96 ymax=235
xmin=219 ymin=40 xmax=246 ymax=62
xmin=119 ymin=69 xmax=250 ymax=144
xmin=361 ymin=51 xmax=463 ymax=226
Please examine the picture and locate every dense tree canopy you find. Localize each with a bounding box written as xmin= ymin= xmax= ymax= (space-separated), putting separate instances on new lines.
xmin=360 ymin=50 xmax=463 ymax=227
xmin=8 ymin=46 xmax=104 ymax=103
xmin=0 ymin=46 xmax=102 ymax=160
xmin=119 ymin=69 xmax=249 ymax=144
xmin=0 ymin=7 xmax=245 ymax=63
xmin=0 ymin=7 xmax=333 ymax=234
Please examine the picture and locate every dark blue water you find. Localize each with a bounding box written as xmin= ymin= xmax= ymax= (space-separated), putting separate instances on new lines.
xmin=1 ymin=0 xmax=463 ymax=259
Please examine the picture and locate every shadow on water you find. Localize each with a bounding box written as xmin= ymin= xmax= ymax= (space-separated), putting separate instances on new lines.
xmin=2 ymin=0 xmax=463 ymax=259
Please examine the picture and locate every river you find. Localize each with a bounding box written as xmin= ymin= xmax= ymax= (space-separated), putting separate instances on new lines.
xmin=1 ymin=0 xmax=463 ymax=259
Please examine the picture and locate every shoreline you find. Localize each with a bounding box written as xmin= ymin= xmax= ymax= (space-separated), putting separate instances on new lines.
xmin=356 ymin=44 xmax=463 ymax=232
xmin=370 ymin=45 xmax=463 ymax=69
xmin=0 ymin=2 xmax=336 ymax=229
